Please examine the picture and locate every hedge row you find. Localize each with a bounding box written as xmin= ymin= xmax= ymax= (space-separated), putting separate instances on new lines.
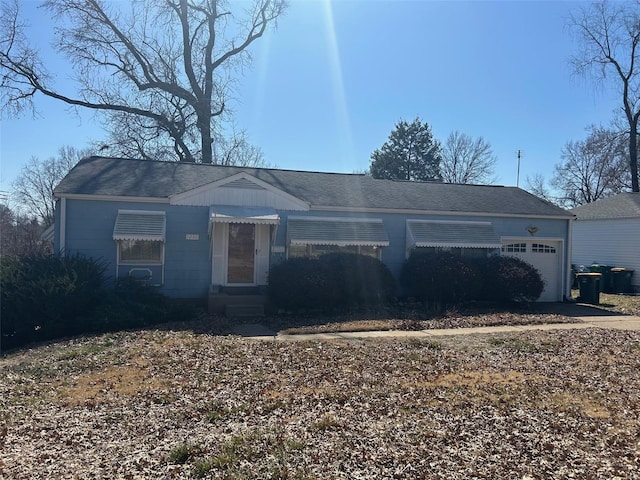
xmin=268 ymin=251 xmax=544 ymax=313
xmin=400 ymin=251 xmax=544 ymax=306
xmin=268 ymin=252 xmax=396 ymax=312
xmin=1 ymin=254 xmax=195 ymax=351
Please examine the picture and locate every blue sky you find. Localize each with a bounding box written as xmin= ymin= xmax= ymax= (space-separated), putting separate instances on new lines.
xmin=0 ymin=0 xmax=622 ymax=198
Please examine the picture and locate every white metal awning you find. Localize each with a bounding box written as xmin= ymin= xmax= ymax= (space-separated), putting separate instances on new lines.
xmin=288 ymin=217 xmax=390 ymax=247
xmin=407 ymin=220 xmax=501 ymax=249
xmin=40 ymin=224 xmax=54 ymax=242
xmin=209 ymin=206 xmax=280 ymax=225
xmin=113 ymin=210 xmax=166 ymax=241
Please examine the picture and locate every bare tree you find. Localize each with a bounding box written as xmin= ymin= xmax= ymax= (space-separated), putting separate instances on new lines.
xmin=525 ymin=173 xmax=557 ymax=204
xmin=214 ymin=130 xmax=268 ymax=167
xmin=550 ymin=126 xmax=629 ymax=208
xmin=569 ymin=0 xmax=640 ymax=192
xmin=0 ymin=0 xmax=285 ymax=164
xmin=0 ymin=204 xmax=50 ymax=257
xmin=12 ymin=146 xmax=89 ymax=227
xmin=440 ymin=131 xmax=497 ymax=184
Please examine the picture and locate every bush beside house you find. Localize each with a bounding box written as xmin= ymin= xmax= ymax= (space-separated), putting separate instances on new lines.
xmin=268 ymin=253 xmax=396 ymax=312
xmin=400 ymin=252 xmax=544 ymax=307
xmin=1 ymin=254 xmax=196 ymax=351
xmin=269 ymin=251 xmax=544 ymax=314
xmin=3 ymin=251 xmax=544 ymax=350
xmin=478 ymin=256 xmax=544 ymax=303
xmin=400 ymin=251 xmax=482 ymax=306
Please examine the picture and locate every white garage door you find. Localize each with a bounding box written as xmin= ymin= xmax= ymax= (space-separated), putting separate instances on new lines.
xmin=501 ymin=241 xmax=561 ymax=302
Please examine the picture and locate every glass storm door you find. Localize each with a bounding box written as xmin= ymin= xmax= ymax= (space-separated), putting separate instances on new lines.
xmin=227 ymin=224 xmax=255 ymax=284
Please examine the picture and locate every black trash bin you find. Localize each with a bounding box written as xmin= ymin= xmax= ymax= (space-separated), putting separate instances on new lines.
xmin=577 ymin=272 xmax=601 ymax=305
xmin=590 ymin=264 xmax=614 ymax=293
xmin=611 ymin=268 xmax=634 ymax=294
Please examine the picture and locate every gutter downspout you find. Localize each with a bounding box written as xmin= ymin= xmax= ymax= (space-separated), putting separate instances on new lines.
xmin=59 ymin=197 xmax=67 ymax=255
xmin=565 ymin=217 xmax=575 ymax=301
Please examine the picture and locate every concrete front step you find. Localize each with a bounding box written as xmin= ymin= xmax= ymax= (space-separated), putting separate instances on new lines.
xmin=225 ymin=303 xmax=265 ymax=317
xmin=208 ymin=292 xmax=267 ymax=315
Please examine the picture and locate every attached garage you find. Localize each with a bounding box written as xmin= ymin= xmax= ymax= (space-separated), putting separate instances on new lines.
xmin=501 ymin=239 xmax=563 ymax=302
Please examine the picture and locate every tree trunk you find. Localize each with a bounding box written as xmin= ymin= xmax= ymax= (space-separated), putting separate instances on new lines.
xmin=199 ymin=113 xmax=213 ymax=164
xmin=630 ymin=126 xmax=639 ymax=192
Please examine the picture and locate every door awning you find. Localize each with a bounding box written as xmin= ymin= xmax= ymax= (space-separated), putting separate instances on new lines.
xmin=209 ymin=206 xmax=280 ymax=225
xmin=113 ymin=210 xmax=166 ymax=241
xmin=288 ymin=217 xmax=390 ymax=247
xmin=407 ymin=220 xmax=501 ymax=249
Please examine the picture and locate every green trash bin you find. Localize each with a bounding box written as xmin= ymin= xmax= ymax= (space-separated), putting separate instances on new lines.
xmin=611 ymin=268 xmax=634 ymax=294
xmin=577 ymin=273 xmax=601 ymax=305
xmin=590 ymin=264 xmax=614 ymax=293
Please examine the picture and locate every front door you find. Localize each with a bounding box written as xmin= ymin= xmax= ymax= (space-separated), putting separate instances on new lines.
xmin=227 ymin=223 xmax=255 ymax=284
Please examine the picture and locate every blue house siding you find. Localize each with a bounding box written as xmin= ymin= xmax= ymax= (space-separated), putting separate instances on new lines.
xmin=56 ymin=199 xmax=213 ymax=298
xmin=53 ymin=157 xmax=573 ymax=303
xmin=162 ymin=205 xmax=211 ymax=298
xmin=55 ymin=199 xmax=571 ymax=301
xmin=272 ymin=210 xmax=570 ymax=284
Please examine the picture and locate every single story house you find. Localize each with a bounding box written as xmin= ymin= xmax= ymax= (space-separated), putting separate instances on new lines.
xmin=52 ymin=156 xmax=574 ymax=310
xmin=571 ymin=192 xmax=640 ymax=291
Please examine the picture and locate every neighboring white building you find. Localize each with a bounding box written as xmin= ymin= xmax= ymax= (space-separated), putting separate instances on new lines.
xmin=571 ymin=193 xmax=640 ymax=291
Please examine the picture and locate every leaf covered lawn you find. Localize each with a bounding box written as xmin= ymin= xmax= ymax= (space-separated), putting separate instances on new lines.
xmin=1 ymin=326 xmax=640 ymax=479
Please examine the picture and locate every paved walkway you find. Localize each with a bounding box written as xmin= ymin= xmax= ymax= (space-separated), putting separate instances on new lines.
xmin=230 ymin=302 xmax=640 ymax=341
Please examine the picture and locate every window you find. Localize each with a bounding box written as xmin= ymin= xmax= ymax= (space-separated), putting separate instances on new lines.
xmin=288 ymin=244 xmax=309 ymax=258
xmin=287 ymin=217 xmax=388 ymax=260
xmin=502 ymin=243 xmax=527 ymax=253
xmin=413 ymin=246 xmax=490 ymax=258
xmin=118 ymin=239 xmax=163 ymax=264
xmin=532 ymin=243 xmax=556 ymax=253
xmin=358 ymin=246 xmax=380 ymax=258
xmin=288 ymin=244 xmax=380 ymax=259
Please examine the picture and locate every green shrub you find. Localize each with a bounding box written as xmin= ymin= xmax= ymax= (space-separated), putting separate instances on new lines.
xmin=267 ymin=257 xmax=336 ymax=312
xmin=400 ymin=251 xmax=544 ymax=307
xmin=477 ymin=256 xmax=544 ymax=303
xmin=320 ymin=253 xmax=396 ymax=307
xmin=1 ymin=255 xmax=198 ymax=351
xmin=88 ymin=277 xmax=197 ymax=333
xmin=1 ymin=253 xmax=106 ymax=349
xmin=268 ymin=253 xmax=396 ymax=312
xmin=400 ymin=251 xmax=482 ymax=307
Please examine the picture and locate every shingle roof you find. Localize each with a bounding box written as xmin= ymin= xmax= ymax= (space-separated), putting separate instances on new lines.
xmin=570 ymin=193 xmax=640 ymax=220
xmin=55 ymin=156 xmax=572 ymax=218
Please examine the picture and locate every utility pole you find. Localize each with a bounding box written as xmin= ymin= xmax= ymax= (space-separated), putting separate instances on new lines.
xmin=516 ymin=150 xmax=521 ymax=187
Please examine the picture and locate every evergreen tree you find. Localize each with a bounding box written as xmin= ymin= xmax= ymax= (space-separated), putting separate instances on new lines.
xmin=370 ymin=117 xmax=442 ymax=181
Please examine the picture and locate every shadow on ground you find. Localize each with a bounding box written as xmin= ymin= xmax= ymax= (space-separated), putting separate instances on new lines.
xmin=532 ymin=302 xmax=628 ymax=317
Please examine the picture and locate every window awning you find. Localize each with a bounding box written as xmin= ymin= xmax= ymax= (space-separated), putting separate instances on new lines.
xmin=407 ymin=220 xmax=501 ymax=249
xmin=288 ymin=217 xmax=389 ymax=247
xmin=209 ymin=206 xmax=280 ymax=225
xmin=113 ymin=210 xmax=166 ymax=242
xmin=40 ymin=224 xmax=54 ymax=242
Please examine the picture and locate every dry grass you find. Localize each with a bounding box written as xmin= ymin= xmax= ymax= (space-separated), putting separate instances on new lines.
xmin=274 ymin=304 xmax=579 ymax=335
xmin=2 ymin=321 xmax=640 ymax=479
xmin=594 ymin=291 xmax=640 ymax=315
xmin=272 ymin=290 xmax=640 ymax=335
